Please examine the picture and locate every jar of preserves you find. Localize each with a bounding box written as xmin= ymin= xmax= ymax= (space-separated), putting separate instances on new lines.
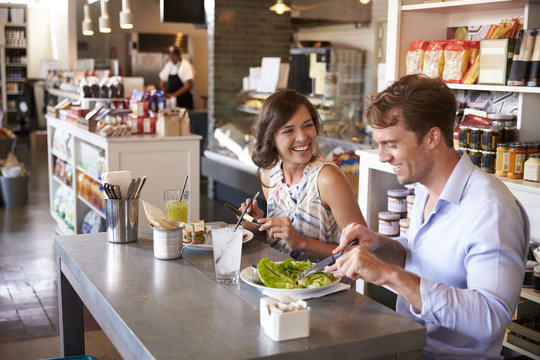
xmin=508 ymin=143 xmax=527 ymax=179
xmin=469 ymin=149 xmax=482 ymax=167
xmin=407 ymin=195 xmax=415 ymax=220
xmin=495 ymin=143 xmax=510 ymax=177
xmin=399 ymin=218 xmax=409 ymax=237
xmin=387 ymin=189 xmax=409 ymax=217
xmin=458 ymin=125 xmax=470 ymax=148
xmin=378 ymin=211 xmax=400 ymax=237
xmin=469 ymin=126 xmax=483 ymax=150
xmin=481 ymin=128 xmax=499 ymax=151
xmin=527 ymin=142 xmax=539 ymax=157
xmin=524 ymin=154 xmax=540 ymax=182
xmin=481 ymin=150 xmax=496 ymax=173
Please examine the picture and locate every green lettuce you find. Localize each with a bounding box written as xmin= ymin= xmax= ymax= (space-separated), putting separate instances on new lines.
xmin=257 ymin=257 xmax=336 ymax=289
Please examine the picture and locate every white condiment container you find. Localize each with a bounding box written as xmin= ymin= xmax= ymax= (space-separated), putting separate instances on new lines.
xmin=260 ymin=297 xmax=310 ymax=341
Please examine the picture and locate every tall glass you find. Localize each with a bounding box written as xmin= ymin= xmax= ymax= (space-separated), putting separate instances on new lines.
xmin=164 ymin=189 xmax=189 ymax=223
xmin=212 ymin=226 xmax=243 ymax=284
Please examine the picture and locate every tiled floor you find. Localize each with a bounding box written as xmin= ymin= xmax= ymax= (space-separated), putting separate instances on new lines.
xmin=0 ymin=144 xmax=229 ymax=359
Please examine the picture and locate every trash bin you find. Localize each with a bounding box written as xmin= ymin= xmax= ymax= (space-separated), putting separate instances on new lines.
xmin=0 ymin=174 xmax=29 ymax=208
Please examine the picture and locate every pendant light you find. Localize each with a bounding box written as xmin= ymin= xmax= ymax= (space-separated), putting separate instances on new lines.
xmin=119 ymin=0 xmax=133 ymax=30
xmin=82 ymin=3 xmax=94 ymax=36
xmin=359 ymin=0 xmax=371 ymax=4
xmin=99 ymin=0 xmax=111 ymax=33
xmin=269 ymin=0 xmax=291 ymax=15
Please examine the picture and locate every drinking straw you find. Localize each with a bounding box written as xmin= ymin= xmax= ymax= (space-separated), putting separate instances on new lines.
xmin=180 ymin=175 xmax=189 ymax=200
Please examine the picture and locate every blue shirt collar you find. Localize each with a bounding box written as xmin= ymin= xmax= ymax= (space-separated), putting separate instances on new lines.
xmin=438 ymin=150 xmax=473 ymax=205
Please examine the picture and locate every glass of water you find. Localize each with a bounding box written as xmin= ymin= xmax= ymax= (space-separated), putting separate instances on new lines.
xmin=212 ymin=226 xmax=243 ymax=284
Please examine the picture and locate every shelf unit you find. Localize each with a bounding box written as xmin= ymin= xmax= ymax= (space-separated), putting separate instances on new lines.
xmin=47 ymin=115 xmax=202 ymax=235
xmin=356 ymin=1 xmax=540 ymax=356
xmin=0 ymin=4 xmax=28 ymax=132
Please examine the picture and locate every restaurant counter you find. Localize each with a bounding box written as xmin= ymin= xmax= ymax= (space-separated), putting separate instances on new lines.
xmin=56 ymin=229 xmax=425 ymax=359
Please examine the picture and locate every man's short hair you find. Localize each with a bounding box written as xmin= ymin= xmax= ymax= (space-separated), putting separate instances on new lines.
xmin=366 ymin=74 xmax=457 ymax=147
xmin=167 ymin=46 xmax=180 ymax=55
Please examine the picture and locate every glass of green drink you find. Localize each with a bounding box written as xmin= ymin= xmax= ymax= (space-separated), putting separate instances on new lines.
xmin=164 ymin=189 xmax=189 ymax=222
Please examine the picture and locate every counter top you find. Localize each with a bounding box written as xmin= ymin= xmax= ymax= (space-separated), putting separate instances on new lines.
xmin=56 ymin=231 xmax=425 ymax=359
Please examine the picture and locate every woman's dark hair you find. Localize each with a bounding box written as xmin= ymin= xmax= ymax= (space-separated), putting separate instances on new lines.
xmin=251 ymin=89 xmax=322 ymax=170
xmin=366 ymin=74 xmax=457 ymax=147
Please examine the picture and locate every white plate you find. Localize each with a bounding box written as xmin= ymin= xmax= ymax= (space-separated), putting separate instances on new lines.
xmin=240 ymin=266 xmax=341 ymax=297
xmin=183 ymin=225 xmax=253 ymax=250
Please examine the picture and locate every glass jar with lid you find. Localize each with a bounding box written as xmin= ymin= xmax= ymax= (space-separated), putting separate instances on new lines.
xmin=481 ymin=150 xmax=496 ymax=173
xmin=508 ymin=143 xmax=527 ymax=179
xmin=481 ymin=128 xmax=499 ymax=151
xmin=458 ymin=125 xmax=470 ymax=148
xmin=469 ymin=126 xmax=483 ymax=150
xmin=524 ymin=154 xmax=540 ymax=182
xmin=495 ymin=143 xmax=510 ymax=177
xmin=469 ymin=149 xmax=482 ymax=167
xmin=501 ymin=127 xmax=518 ymax=143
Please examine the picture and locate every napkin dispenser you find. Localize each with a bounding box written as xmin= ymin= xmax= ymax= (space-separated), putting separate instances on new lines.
xmin=260 ymin=297 xmax=310 ymax=341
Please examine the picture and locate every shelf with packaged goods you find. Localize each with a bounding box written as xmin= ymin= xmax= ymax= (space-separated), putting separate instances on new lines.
xmin=46 ymin=114 xmax=201 ymax=233
xmin=50 ymin=211 xmax=75 ymax=236
xmin=76 ymin=165 xmax=102 ymax=185
xmin=51 ymin=148 xmax=72 ymax=166
xmin=46 ymin=88 xmax=125 ymax=103
xmin=52 ymin=174 xmax=73 ymax=193
xmin=77 ymin=195 xmax=106 ymax=220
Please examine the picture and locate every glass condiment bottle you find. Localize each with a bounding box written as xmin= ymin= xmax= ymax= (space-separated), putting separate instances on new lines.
xmin=495 ymin=143 xmax=509 ymax=177
xmin=508 ymin=143 xmax=527 ymax=179
xmin=481 ymin=128 xmax=499 ymax=151
xmin=481 ymin=150 xmax=496 ymax=173
xmin=469 ymin=149 xmax=482 ymax=167
xmin=458 ymin=125 xmax=470 ymax=149
xmin=469 ymin=126 xmax=483 ymax=150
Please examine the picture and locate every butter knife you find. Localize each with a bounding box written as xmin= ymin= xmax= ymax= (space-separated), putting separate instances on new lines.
xmin=297 ymin=240 xmax=359 ymax=280
xmin=224 ymin=203 xmax=261 ymax=227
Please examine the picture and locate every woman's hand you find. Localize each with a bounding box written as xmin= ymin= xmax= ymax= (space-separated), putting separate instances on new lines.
xmin=258 ymin=217 xmax=304 ymax=250
xmin=239 ymin=198 xmax=264 ymax=232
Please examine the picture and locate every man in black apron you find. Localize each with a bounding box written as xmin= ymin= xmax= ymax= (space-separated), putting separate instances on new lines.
xmin=159 ymin=46 xmax=194 ymax=109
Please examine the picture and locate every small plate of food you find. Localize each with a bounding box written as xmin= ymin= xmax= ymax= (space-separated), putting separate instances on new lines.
xmin=182 ymin=221 xmax=253 ymax=250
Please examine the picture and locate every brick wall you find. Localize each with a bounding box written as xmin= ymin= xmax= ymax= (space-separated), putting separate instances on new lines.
xmin=206 ymin=0 xmax=292 ymax=135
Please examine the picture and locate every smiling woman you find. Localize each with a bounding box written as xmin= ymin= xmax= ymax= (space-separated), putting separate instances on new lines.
xmin=239 ymin=89 xmax=367 ymax=262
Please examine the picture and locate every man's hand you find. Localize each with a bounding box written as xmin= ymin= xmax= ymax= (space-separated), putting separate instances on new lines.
xmin=332 ymin=223 xmax=379 ymax=254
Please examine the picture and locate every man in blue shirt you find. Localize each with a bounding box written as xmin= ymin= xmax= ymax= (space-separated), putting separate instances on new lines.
xmin=328 ymin=75 xmax=529 ymax=358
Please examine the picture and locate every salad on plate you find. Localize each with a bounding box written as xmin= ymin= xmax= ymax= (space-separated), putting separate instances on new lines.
xmin=256 ymin=257 xmax=337 ymax=289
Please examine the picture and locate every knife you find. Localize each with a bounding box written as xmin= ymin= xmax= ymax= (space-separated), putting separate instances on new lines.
xmin=297 ymin=240 xmax=359 ymax=280
xmin=224 ymin=202 xmax=261 ymax=227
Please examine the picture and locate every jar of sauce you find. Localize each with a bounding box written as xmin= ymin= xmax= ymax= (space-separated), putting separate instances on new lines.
xmin=469 ymin=149 xmax=482 ymax=167
xmin=469 ymin=126 xmax=483 ymax=150
xmin=399 ymin=218 xmax=409 ymax=237
xmin=378 ymin=211 xmax=400 ymax=237
xmin=501 ymin=127 xmax=518 ymax=143
xmin=495 ymin=143 xmax=509 ymax=177
xmin=508 ymin=143 xmax=527 ymax=179
xmin=387 ymin=189 xmax=409 ymax=217
xmin=481 ymin=128 xmax=499 ymax=151
xmin=524 ymin=154 xmax=540 ymax=182
xmin=458 ymin=125 xmax=470 ymax=148
xmin=481 ymin=150 xmax=496 ymax=173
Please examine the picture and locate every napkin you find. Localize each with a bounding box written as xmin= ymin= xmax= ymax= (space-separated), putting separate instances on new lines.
xmin=262 ymin=283 xmax=351 ymax=301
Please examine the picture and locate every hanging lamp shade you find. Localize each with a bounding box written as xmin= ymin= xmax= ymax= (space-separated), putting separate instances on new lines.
xmin=99 ymin=0 xmax=111 ymax=33
xmin=119 ymin=0 xmax=133 ymax=29
xmin=269 ymin=0 xmax=291 ymax=15
xmin=82 ymin=3 xmax=94 ymax=36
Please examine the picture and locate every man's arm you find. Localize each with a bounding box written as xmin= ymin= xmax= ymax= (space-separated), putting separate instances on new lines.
xmin=160 ymin=80 xmax=167 ymax=93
